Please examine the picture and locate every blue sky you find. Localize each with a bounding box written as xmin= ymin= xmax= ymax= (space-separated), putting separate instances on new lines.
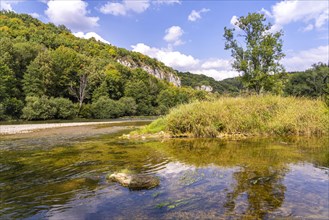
xmin=1 ymin=0 xmax=328 ymax=80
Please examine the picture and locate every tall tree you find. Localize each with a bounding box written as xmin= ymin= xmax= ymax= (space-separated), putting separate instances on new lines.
xmin=69 ymin=56 xmax=96 ymax=113
xmin=224 ymin=13 xmax=285 ymax=94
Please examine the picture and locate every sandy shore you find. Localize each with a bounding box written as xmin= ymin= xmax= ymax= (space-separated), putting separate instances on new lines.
xmin=0 ymin=121 xmax=148 ymax=135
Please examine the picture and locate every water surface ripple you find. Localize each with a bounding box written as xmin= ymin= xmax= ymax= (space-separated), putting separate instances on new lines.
xmin=0 ymin=127 xmax=328 ymax=219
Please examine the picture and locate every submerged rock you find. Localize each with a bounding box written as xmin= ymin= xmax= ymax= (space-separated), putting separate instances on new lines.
xmin=108 ymin=172 xmax=160 ymax=190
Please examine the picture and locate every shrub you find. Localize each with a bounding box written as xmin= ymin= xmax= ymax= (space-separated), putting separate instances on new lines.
xmin=22 ymin=96 xmax=57 ymax=120
xmin=118 ymin=97 xmax=137 ymax=116
xmin=53 ymin=97 xmax=76 ymax=119
xmin=0 ymin=103 xmax=5 ymax=121
xmin=79 ymin=103 xmax=93 ymax=118
xmin=2 ymin=98 xmax=24 ymax=119
xmin=92 ymin=96 xmax=121 ymax=119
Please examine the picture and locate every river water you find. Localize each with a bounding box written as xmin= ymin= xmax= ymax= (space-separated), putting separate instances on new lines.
xmin=0 ymin=122 xmax=328 ymax=219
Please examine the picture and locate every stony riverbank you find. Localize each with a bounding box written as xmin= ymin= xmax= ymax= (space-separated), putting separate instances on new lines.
xmin=0 ymin=120 xmax=151 ymax=135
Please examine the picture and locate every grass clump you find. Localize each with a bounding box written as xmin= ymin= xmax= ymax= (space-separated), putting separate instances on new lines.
xmin=140 ymin=95 xmax=329 ymax=138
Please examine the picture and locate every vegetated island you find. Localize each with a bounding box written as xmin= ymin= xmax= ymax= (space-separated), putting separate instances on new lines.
xmin=130 ymin=95 xmax=329 ymax=139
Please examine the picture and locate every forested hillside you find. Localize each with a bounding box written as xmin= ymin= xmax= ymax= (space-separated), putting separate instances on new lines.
xmin=0 ymin=11 xmax=208 ymax=120
xmin=284 ymin=63 xmax=328 ymax=99
xmin=178 ymin=72 xmax=243 ymax=94
xmin=179 ymin=64 xmax=328 ymax=100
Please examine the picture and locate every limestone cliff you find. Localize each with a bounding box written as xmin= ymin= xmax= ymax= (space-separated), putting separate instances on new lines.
xmin=117 ymin=59 xmax=181 ymax=87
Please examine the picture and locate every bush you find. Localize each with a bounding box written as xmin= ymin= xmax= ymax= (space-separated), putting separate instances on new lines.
xmin=118 ymin=97 xmax=137 ymax=116
xmin=92 ymin=96 xmax=121 ymax=119
xmin=79 ymin=103 xmax=93 ymax=118
xmin=22 ymin=96 xmax=57 ymax=120
xmin=2 ymin=98 xmax=24 ymax=119
xmin=142 ymin=96 xmax=329 ymax=137
xmin=21 ymin=96 xmax=76 ymax=120
xmin=0 ymin=103 xmax=5 ymax=121
xmin=53 ymin=97 xmax=76 ymax=119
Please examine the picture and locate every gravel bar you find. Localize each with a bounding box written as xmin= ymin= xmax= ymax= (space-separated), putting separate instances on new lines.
xmin=0 ymin=121 xmax=131 ymax=135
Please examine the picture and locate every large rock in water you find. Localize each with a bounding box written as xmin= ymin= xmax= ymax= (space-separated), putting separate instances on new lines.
xmin=108 ymin=172 xmax=160 ymax=190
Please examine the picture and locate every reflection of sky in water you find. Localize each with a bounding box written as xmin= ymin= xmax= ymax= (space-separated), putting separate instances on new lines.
xmin=45 ymin=162 xmax=328 ymax=219
xmin=1 ymin=135 xmax=328 ymax=219
xmin=278 ymin=163 xmax=329 ymax=218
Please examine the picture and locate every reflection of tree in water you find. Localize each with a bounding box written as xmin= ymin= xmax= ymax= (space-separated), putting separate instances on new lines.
xmin=148 ymin=137 xmax=328 ymax=218
xmin=224 ymin=167 xmax=287 ymax=218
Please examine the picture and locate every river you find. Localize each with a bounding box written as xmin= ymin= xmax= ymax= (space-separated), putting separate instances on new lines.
xmin=0 ymin=121 xmax=328 ymax=219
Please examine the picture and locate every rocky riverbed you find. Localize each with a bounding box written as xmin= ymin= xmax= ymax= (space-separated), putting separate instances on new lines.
xmin=0 ymin=120 xmax=152 ymax=150
xmin=0 ymin=121 xmax=149 ymax=135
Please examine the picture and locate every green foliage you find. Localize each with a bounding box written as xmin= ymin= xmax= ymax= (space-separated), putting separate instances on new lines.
xmin=144 ymin=96 xmax=329 ymax=137
xmin=118 ymin=97 xmax=137 ymax=116
xmin=21 ymin=96 xmax=76 ymax=120
xmin=91 ymin=96 xmax=121 ymax=119
xmin=139 ymin=117 xmax=167 ymax=134
xmin=22 ymin=96 xmax=57 ymax=120
xmin=284 ymin=63 xmax=329 ymax=99
xmin=0 ymin=103 xmax=5 ymax=120
xmin=124 ymin=79 xmax=154 ymax=115
xmin=79 ymin=103 xmax=93 ymax=118
xmin=177 ymin=72 xmax=243 ymax=95
xmin=224 ymin=13 xmax=285 ymax=94
xmin=2 ymin=98 xmax=24 ymax=119
xmin=53 ymin=98 xmax=76 ymax=119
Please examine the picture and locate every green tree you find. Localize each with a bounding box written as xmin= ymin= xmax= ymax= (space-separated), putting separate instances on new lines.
xmin=118 ymin=97 xmax=137 ymax=116
xmin=124 ymin=80 xmax=153 ymax=115
xmin=53 ymin=98 xmax=76 ymax=119
xmin=68 ymin=56 xmax=96 ymax=113
xmin=21 ymin=96 xmax=57 ymax=120
xmin=91 ymin=96 xmax=121 ymax=119
xmin=23 ymin=50 xmax=54 ymax=97
xmin=284 ymin=63 xmax=329 ymax=98
xmin=224 ymin=13 xmax=285 ymax=94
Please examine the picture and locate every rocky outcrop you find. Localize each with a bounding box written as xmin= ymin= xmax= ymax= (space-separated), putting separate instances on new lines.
xmin=117 ymin=59 xmax=181 ymax=87
xmin=108 ymin=172 xmax=160 ymax=190
xmin=195 ymin=85 xmax=213 ymax=92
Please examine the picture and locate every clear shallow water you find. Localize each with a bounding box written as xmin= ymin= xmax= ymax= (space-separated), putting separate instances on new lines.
xmin=0 ymin=129 xmax=328 ymax=219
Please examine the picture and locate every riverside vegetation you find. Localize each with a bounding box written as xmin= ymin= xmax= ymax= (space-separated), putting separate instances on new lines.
xmin=136 ymin=95 xmax=329 ymax=138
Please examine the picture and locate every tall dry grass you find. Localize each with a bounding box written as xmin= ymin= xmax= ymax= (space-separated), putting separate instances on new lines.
xmin=143 ymin=96 xmax=329 ymax=137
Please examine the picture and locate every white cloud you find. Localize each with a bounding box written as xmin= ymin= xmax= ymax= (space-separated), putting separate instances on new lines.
xmin=45 ymin=0 xmax=99 ymax=32
xmin=132 ymin=43 xmax=199 ymax=69
xmin=267 ymin=0 xmax=329 ymax=32
xmin=163 ymin=26 xmax=184 ymax=46
xmin=230 ymin=15 xmax=239 ymax=27
xmin=30 ymin=13 xmax=40 ymax=18
xmin=260 ymin=8 xmax=273 ymax=18
xmin=282 ymin=45 xmax=329 ymax=71
xmin=132 ymin=43 xmax=239 ymax=80
xmin=0 ymin=1 xmax=13 ymax=11
xmin=73 ymin=32 xmax=110 ymax=44
xmin=188 ymin=8 xmax=210 ymax=22
xmin=201 ymin=59 xmax=231 ymax=70
xmin=302 ymin=24 xmax=314 ymax=32
xmin=100 ymin=0 xmax=150 ymax=16
xmin=154 ymin=0 xmax=181 ymax=5
xmin=193 ymin=69 xmax=240 ymax=81
xmin=0 ymin=0 xmax=24 ymax=11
